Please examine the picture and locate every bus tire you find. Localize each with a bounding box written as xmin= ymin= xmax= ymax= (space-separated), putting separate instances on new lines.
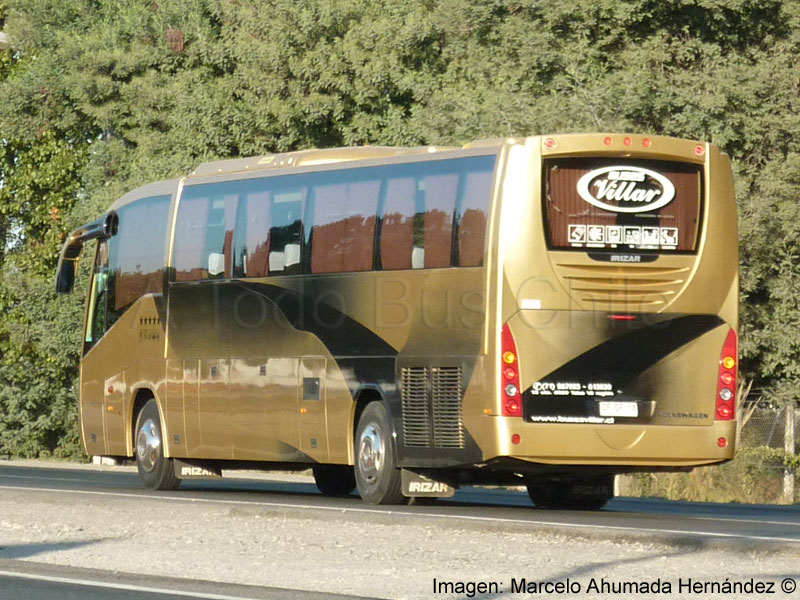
xmin=527 ymin=475 xmax=613 ymax=511
xmin=312 ymin=464 xmax=356 ymax=497
xmin=134 ymin=399 xmax=180 ymax=491
xmin=354 ymin=402 xmax=406 ymax=505
xmin=526 ymin=481 xmax=563 ymax=509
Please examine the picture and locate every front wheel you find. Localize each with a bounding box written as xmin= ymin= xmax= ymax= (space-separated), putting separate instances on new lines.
xmin=135 ymin=399 xmax=180 ymax=491
xmin=354 ymin=402 xmax=406 ymax=505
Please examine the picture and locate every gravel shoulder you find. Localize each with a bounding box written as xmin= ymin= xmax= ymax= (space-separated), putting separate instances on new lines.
xmin=1 ymin=460 xmax=798 ymax=599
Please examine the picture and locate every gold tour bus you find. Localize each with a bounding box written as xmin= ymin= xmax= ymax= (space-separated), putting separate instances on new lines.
xmin=56 ymin=134 xmax=737 ymax=509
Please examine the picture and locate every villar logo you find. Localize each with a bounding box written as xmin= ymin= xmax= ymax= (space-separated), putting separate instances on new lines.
xmin=577 ymin=166 xmax=675 ymax=214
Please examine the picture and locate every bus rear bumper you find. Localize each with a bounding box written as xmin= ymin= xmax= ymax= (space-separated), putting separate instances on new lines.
xmin=481 ymin=417 xmax=737 ymax=467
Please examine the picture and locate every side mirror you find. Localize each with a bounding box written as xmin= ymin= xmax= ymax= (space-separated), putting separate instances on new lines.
xmin=103 ymin=212 xmax=119 ymax=237
xmin=56 ymin=257 xmax=77 ymax=294
xmin=54 ymin=211 xmax=117 ymax=294
xmin=55 ymin=239 xmax=84 ymax=294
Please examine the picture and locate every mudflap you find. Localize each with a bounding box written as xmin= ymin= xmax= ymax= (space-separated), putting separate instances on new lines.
xmin=401 ymin=469 xmax=455 ymax=498
xmin=173 ymin=459 xmax=222 ymax=480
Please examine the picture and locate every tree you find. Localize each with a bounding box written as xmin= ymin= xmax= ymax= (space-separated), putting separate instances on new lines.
xmin=1 ymin=0 xmax=799 ymax=457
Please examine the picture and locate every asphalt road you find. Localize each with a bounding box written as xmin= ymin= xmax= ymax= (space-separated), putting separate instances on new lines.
xmin=1 ymin=462 xmax=799 ymax=598
xmin=0 ymin=558 xmax=371 ymax=600
xmin=1 ymin=462 xmax=799 ymax=545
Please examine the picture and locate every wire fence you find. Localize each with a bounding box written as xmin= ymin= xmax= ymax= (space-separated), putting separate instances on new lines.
xmin=618 ymin=403 xmax=799 ymax=504
xmin=736 ymin=403 xmax=797 ymax=503
xmin=740 ymin=404 xmax=799 ymax=456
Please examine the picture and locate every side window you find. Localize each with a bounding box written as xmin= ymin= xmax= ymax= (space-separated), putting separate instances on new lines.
xmin=421 ymin=172 xmax=459 ymax=268
xmin=109 ymin=195 xmax=171 ymax=314
xmin=310 ymin=177 xmax=380 ymax=274
xmin=173 ymin=186 xmax=238 ymax=281
xmin=456 ymin=166 xmax=494 ymax=267
xmin=233 ymin=182 xmax=271 ymax=278
xmin=268 ymin=188 xmax=305 ymax=276
xmin=379 ymin=164 xmax=460 ymax=270
xmin=380 ymin=176 xmax=416 ymax=270
xmin=85 ymin=239 xmax=110 ymax=351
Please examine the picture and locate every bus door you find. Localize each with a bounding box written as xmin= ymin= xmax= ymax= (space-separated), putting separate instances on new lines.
xmin=167 ymin=282 xmax=235 ymax=460
xmin=80 ymin=241 xmax=111 ymax=455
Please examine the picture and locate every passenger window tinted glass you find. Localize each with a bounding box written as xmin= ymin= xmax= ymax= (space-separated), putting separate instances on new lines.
xmin=422 ymin=173 xmax=459 ymax=268
xmin=173 ymin=185 xmax=238 ymax=281
xmin=380 ymin=176 xmax=416 ymax=270
xmin=108 ymin=195 xmax=171 ymax=312
xmin=269 ymin=188 xmax=305 ymax=276
xmin=311 ymin=177 xmax=380 ymax=274
xmin=456 ymin=168 xmax=494 ymax=267
xmin=233 ymin=182 xmax=271 ymax=278
xmin=380 ymin=160 xmax=488 ymax=271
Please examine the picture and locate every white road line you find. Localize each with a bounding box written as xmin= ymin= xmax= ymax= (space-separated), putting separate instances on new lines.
xmin=0 ymin=474 xmax=97 ymax=483
xmin=4 ymin=472 xmax=800 ymax=529
xmin=0 ymin=569 xmax=264 ymax=600
xmin=639 ymin=514 xmax=800 ymax=528
xmin=2 ymin=484 xmax=799 ymax=545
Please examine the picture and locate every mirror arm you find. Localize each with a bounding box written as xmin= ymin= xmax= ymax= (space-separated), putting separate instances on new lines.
xmin=55 ymin=211 xmax=118 ymax=294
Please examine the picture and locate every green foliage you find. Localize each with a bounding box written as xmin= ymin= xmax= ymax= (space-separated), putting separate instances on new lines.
xmin=0 ymin=0 xmax=799 ymax=461
xmin=0 ymin=263 xmax=87 ymax=459
xmin=622 ymin=446 xmax=797 ymax=504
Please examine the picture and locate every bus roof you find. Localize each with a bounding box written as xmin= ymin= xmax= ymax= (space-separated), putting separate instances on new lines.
xmin=188 ymin=140 xmax=516 ymax=178
xmin=110 ymin=138 xmax=519 ymax=210
xmin=109 ymin=179 xmax=180 ymax=212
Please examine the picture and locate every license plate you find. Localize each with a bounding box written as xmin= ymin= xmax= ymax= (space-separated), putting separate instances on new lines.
xmin=598 ymin=401 xmax=638 ymax=418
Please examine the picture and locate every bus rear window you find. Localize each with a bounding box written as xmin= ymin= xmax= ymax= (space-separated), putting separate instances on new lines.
xmin=543 ymin=158 xmax=703 ymax=253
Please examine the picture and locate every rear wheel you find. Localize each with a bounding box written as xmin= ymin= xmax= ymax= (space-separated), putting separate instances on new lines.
xmin=354 ymin=402 xmax=406 ymax=505
xmin=313 ymin=465 xmax=356 ymax=497
xmin=135 ymin=399 xmax=180 ymax=491
xmin=527 ymin=475 xmax=613 ymax=510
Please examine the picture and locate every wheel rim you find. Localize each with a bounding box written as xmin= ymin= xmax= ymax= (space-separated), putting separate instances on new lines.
xmin=136 ymin=418 xmax=161 ymax=473
xmin=358 ymin=423 xmax=384 ymax=484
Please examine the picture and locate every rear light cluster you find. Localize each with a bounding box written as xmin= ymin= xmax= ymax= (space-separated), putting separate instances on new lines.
xmin=600 ymin=136 xmax=652 ymax=148
xmin=543 ymin=135 xmax=706 ymax=155
xmin=501 ymin=324 xmax=522 ymax=417
xmin=716 ymin=329 xmax=737 ymax=420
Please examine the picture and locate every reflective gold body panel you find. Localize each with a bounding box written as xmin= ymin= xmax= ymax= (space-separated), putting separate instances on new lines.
xmin=68 ymin=134 xmax=737 ymax=478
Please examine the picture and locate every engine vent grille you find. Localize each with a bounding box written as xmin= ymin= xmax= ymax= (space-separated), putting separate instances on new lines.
xmin=401 ymin=367 xmax=431 ymax=448
xmin=431 ymin=367 xmax=464 ymax=448
xmin=401 ymin=366 xmax=464 ymax=449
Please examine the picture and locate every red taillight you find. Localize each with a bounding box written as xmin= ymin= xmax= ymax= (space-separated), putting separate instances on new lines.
xmin=694 ymin=144 xmax=706 ymax=156
xmin=603 ymin=136 xmax=613 ymax=146
xmin=501 ymin=324 xmax=523 ymax=417
xmin=715 ymin=329 xmax=737 ymax=421
xmin=642 ymin=138 xmax=652 ymax=148
xmin=623 ymin=136 xmax=632 ymax=146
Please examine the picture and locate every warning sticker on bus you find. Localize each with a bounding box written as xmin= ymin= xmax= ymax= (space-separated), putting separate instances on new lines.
xmin=568 ymin=224 xmax=678 ymax=250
